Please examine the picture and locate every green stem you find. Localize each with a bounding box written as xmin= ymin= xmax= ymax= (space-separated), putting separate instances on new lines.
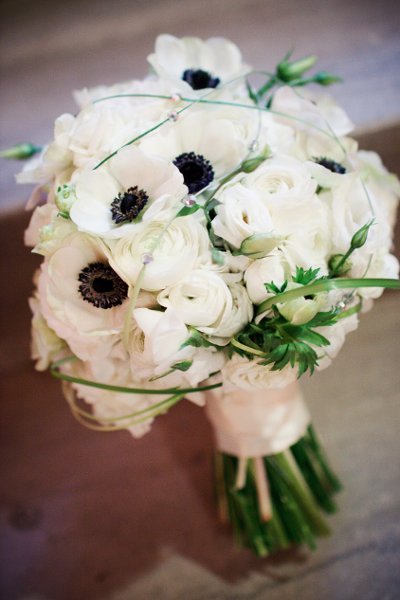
xmin=230 ymin=338 xmax=266 ymax=357
xmin=257 ymin=278 xmax=400 ymax=314
xmin=72 ymin=392 xmax=184 ymax=423
xmin=92 ymin=94 xmax=345 ymax=144
xmin=50 ymin=362 xmax=222 ymax=395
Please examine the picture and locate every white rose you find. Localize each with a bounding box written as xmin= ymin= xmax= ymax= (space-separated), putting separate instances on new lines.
xmin=108 ymin=215 xmax=210 ymax=291
xmin=221 ymin=354 xmax=296 ymax=391
xmin=70 ymin=145 xmax=187 ymax=237
xmin=158 ymin=270 xmax=253 ymax=340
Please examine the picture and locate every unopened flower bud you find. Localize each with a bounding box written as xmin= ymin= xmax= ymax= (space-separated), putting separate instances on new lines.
xmin=313 ymin=71 xmax=342 ymax=86
xmin=328 ymin=254 xmax=351 ymax=276
xmin=350 ymin=220 xmax=374 ymax=250
xmin=55 ymin=184 xmax=76 ymax=215
xmin=0 ymin=143 xmax=41 ymax=160
xmin=277 ymin=55 xmax=317 ymax=82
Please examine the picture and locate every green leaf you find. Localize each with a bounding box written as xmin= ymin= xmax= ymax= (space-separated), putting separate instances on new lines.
xmin=172 ymin=360 xmax=193 ymax=372
xmin=181 ymin=328 xmax=214 ymax=349
xmin=293 ymin=266 xmax=321 ymax=285
xmin=176 ymin=203 xmax=202 ymax=217
xmin=265 ymin=280 xmax=288 ymax=295
xmin=204 ymin=198 xmax=221 ymax=223
xmin=246 ymin=79 xmax=258 ymax=104
xmin=211 ymin=247 xmax=225 ymax=265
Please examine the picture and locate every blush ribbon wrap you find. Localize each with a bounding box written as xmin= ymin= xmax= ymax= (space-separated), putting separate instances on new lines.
xmin=205 ymin=382 xmax=310 ymax=458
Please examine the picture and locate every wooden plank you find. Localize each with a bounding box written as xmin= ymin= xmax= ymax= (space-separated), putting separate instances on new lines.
xmin=0 ymin=211 xmax=399 ymax=599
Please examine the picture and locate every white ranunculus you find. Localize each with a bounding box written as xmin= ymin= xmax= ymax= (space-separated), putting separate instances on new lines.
xmin=350 ymin=250 xmax=399 ymax=300
xmin=243 ymin=155 xmax=317 ymax=202
xmin=351 ymin=150 xmax=400 ymax=233
xmin=259 ymin=112 xmax=296 ymax=156
xmin=38 ymin=233 xmax=128 ymax=361
xmin=132 ymin=307 xmax=191 ymax=378
xmin=237 ymin=158 xmax=330 ymax=270
xmin=244 ymin=251 xmax=292 ymax=304
xmin=222 ymin=354 xmax=297 ymax=391
xmin=269 ymin=196 xmax=330 ymax=271
xmin=108 ymin=215 xmax=210 ymax=291
xmin=324 ymin=172 xmax=394 ymax=285
xmin=131 ymin=306 xmax=225 ymax=387
xmin=148 ymin=34 xmax=250 ymax=91
xmin=158 ymin=270 xmax=253 ymax=340
xmin=70 ymin=145 xmax=187 ymax=237
xmin=29 ymin=295 xmax=67 ymax=370
xmin=183 ymin=347 xmax=226 ymax=389
xmin=211 ymin=183 xmax=275 ymax=249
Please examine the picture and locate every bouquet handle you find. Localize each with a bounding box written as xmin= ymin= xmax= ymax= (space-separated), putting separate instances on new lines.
xmin=205 ymin=383 xmax=342 ymax=556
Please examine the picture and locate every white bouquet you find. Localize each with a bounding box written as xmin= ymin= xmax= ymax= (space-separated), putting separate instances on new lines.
xmin=7 ymin=34 xmax=400 ymax=556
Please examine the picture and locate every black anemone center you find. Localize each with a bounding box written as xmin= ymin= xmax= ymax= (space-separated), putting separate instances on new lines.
xmin=314 ymin=157 xmax=346 ymax=174
xmin=78 ymin=262 xmax=128 ymax=309
xmin=173 ymin=152 xmax=214 ymax=194
xmin=111 ymin=186 xmax=149 ymax=224
xmin=182 ymin=68 xmax=220 ymax=90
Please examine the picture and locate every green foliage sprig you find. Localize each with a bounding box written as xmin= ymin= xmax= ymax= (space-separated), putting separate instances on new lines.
xmin=231 ymin=306 xmax=339 ymax=377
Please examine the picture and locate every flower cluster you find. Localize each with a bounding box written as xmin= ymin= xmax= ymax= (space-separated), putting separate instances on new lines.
xmin=21 ymin=34 xmax=399 ymax=436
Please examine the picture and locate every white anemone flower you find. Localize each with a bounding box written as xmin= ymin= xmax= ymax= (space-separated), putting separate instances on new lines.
xmin=37 ymin=233 xmax=129 ymax=361
xmin=148 ymin=34 xmax=250 ymax=92
xmin=140 ymin=106 xmax=256 ymax=194
xmin=70 ymin=145 xmax=187 ymax=237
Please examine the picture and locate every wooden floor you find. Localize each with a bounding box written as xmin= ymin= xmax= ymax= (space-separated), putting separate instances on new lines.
xmin=0 ymin=210 xmax=399 ymax=600
xmin=1 ymin=0 xmax=400 ymax=212
xmin=1 ymin=1 xmax=400 ymax=598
